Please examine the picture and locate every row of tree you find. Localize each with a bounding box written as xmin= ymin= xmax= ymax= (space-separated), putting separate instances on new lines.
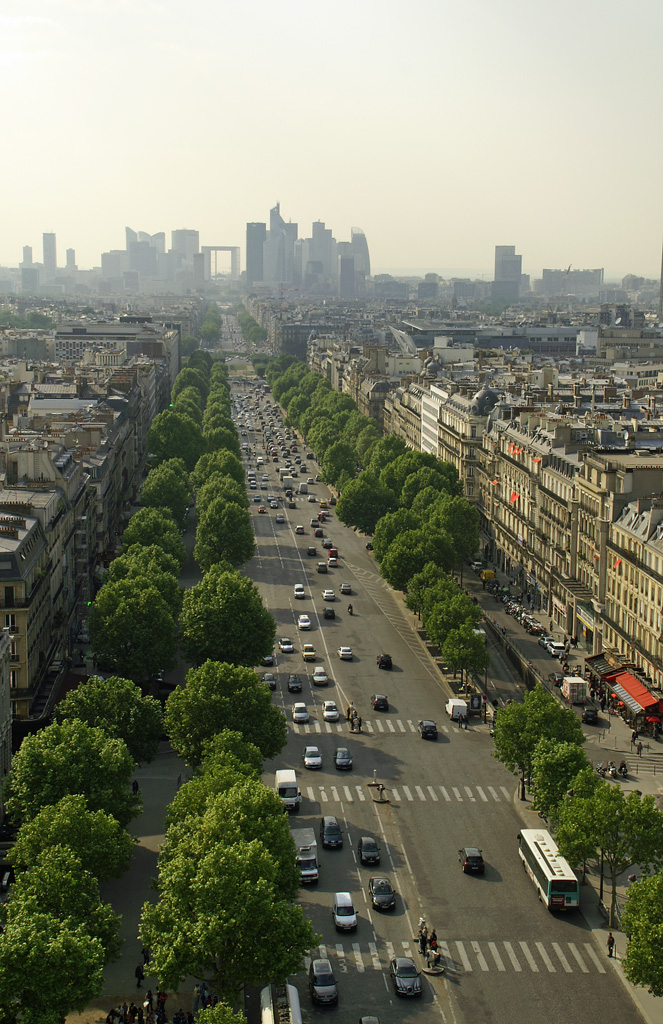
xmin=265 ymin=359 xmax=488 ymax=683
xmin=0 ymin=675 xmax=163 ymax=1021
xmin=233 ymin=304 xmax=268 ymax=346
xmin=493 ymin=688 xmax=663 ymax=993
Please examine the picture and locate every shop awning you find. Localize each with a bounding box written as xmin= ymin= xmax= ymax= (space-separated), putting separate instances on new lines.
xmin=604 ymin=670 xmax=659 ymax=715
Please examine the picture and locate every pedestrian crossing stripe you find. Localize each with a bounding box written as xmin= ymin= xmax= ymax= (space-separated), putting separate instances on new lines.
xmin=303 ymin=939 xmax=609 ymax=976
xmin=292 ymin=718 xmax=462 ymax=736
xmin=300 ymin=783 xmax=513 ymax=804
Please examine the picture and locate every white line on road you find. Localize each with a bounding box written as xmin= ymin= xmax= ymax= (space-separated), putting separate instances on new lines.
xmin=476 ymin=786 xmax=489 ymax=802
xmin=343 ymin=786 xmax=353 ymax=802
xmin=567 ymin=943 xmax=589 ymax=973
xmin=503 ymin=941 xmax=521 ymax=971
xmin=452 ymin=787 xmax=463 ymax=801
xmin=356 ymin=787 xmax=366 ymax=801
xmin=352 ymin=942 xmax=364 ymax=973
xmin=488 ymin=786 xmax=501 ymax=801
xmin=552 ymin=942 xmax=572 ymax=972
xmin=488 ymin=941 xmax=506 ymax=971
xmin=368 ymin=941 xmax=381 ymax=971
xmin=415 ymin=785 xmax=426 ymax=801
xmin=519 ymin=941 xmax=539 ymax=972
xmin=455 ymin=941 xmax=472 ymax=972
xmin=583 ymin=944 xmax=606 ymax=974
xmin=536 ymin=941 xmax=556 ymax=972
xmin=307 ymin=787 xmax=315 ymax=801
xmin=391 ymin=788 xmax=400 ymax=801
xmin=427 ymin=786 xmax=439 ymax=801
xmin=464 ymin=786 xmax=475 ymax=801
xmin=376 ymin=720 xmax=384 ymax=733
xmin=398 ymin=720 xmax=406 ymax=732
xmin=440 ymin=786 xmax=451 ymax=801
xmin=402 ymin=785 xmax=414 ymax=801
xmin=471 ymin=941 xmax=489 ymax=971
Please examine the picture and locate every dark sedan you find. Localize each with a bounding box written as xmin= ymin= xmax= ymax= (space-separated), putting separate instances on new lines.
xmin=418 ymin=719 xmax=438 ymax=740
xmin=370 ymin=694 xmax=389 ymax=711
xmin=376 ymin=654 xmax=392 ymax=670
xmin=334 ymin=747 xmax=353 ymax=770
xmin=459 ymin=847 xmax=485 ymax=873
xmin=368 ymin=876 xmax=396 ymax=910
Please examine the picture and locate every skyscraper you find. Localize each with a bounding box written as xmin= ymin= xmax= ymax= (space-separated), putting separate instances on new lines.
xmin=263 ymin=204 xmax=297 ymax=284
xmin=43 ymin=233 xmax=57 ymax=280
xmin=171 ymin=229 xmax=200 ymax=262
xmin=493 ymin=244 xmax=522 ymax=301
xmin=65 ymin=249 xmax=76 ymax=271
xmin=21 ymin=246 xmax=32 ymax=267
xmin=350 ymin=228 xmax=370 ymax=278
xmin=246 ymin=222 xmax=266 ymax=286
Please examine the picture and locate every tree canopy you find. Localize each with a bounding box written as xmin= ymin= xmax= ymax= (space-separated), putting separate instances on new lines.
xmin=147 ymin=409 xmax=205 ymax=472
xmin=622 ymin=874 xmax=663 ymax=996
xmin=121 ymin=507 xmax=186 ymax=568
xmin=194 ymin=498 xmax=255 ymax=571
xmin=140 ymin=458 xmax=191 ymax=528
xmin=336 ymin=475 xmax=398 ymax=536
xmin=89 ymin=578 xmax=177 ymax=687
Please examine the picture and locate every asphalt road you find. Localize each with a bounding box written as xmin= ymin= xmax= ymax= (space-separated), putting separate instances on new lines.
xmin=235 ymin=387 xmax=642 ymax=1024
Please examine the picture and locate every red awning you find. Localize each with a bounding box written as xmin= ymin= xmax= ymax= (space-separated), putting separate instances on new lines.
xmin=604 ymin=670 xmax=659 ymax=713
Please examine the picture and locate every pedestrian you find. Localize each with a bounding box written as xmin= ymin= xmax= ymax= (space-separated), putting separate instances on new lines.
xmin=607 ymin=932 xmax=615 ymax=957
xmin=132 ymin=779 xmax=140 ymax=795
xmin=135 ymin=963 xmax=145 ymax=988
xmin=357 ymin=716 xmax=362 ymax=733
xmin=419 ymin=925 xmax=428 ymax=955
xmin=429 ymin=928 xmax=437 ymax=947
xmin=346 ymin=705 xmax=352 ymax=722
xmin=549 ymin=620 xmax=553 ymax=633
xmin=631 ymin=729 xmax=638 ymax=744
xmin=144 ymin=990 xmax=154 ymax=1011
xmin=600 ymin=696 xmax=606 ymax=712
xmin=637 ymin=741 xmax=643 ymax=757
xmin=141 ymin=946 xmax=150 ymax=965
xmin=464 ymin=714 xmax=468 ymax=730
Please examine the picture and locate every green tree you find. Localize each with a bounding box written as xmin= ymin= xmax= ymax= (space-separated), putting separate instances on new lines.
xmin=197 ymin=475 xmax=248 ymax=515
xmin=148 ymin=410 xmax=205 ymax=472
xmin=355 ymin=422 xmax=382 ymax=463
xmin=53 ymin=675 xmax=163 ymax=763
xmin=425 ymin=593 xmax=482 ymax=649
xmin=121 ymin=507 xmax=186 ymax=568
xmin=365 ymin=435 xmax=408 ymax=474
xmin=141 ymin=838 xmax=315 ymax=1003
xmin=493 ymin=687 xmax=585 ymax=800
xmin=336 ymin=475 xmax=398 ymax=535
xmin=320 ymin=440 xmax=356 ymax=487
xmin=172 ymin=367 xmax=210 ymax=405
xmin=622 ymin=874 xmax=663 ymax=996
xmin=104 ymin=549 xmax=182 ymax=620
xmin=12 ymin=794 xmax=134 ymax=881
xmin=372 ymin=508 xmax=421 ymax=562
xmin=89 ymin=579 xmax=177 ymax=687
xmin=140 ymin=459 xmax=191 ymax=527
xmin=404 ymin=562 xmax=454 ymax=620
xmin=5 ymin=719 xmax=139 ymax=827
xmin=379 ymin=450 xmax=441 ymax=497
xmin=179 ymin=565 xmax=275 ymax=667
xmin=204 ymin=426 xmax=242 ymax=460
xmin=191 ymin=450 xmax=244 ymax=491
xmin=380 ymin=528 xmax=455 ymax=592
xmin=441 ymin=621 xmax=489 ymax=687
xmin=530 ymin=740 xmax=592 ymax=821
xmin=165 ymin=661 xmax=286 ymax=766
xmin=556 ymin=786 xmax=663 ymax=926
xmin=195 ymin=499 xmax=255 ymax=571
xmin=429 ymin=495 xmax=481 ymax=571
xmin=197 ymin=1005 xmax=248 ymax=1024
xmin=166 ymin=732 xmax=263 ymax=829
xmin=181 ymin=336 xmax=200 ymax=358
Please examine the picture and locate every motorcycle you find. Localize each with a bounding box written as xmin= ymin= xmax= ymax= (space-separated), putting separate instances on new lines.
xmin=618 ymin=761 xmax=628 ymax=778
xmin=607 ymin=761 xmax=618 ymax=779
xmin=348 ymin=605 xmax=353 ymax=615
xmin=596 ymin=762 xmax=607 ymax=777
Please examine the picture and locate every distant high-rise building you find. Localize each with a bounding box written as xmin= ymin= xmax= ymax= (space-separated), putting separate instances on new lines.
xmin=43 ymin=233 xmax=57 ymax=280
xmin=350 ymin=228 xmax=371 ymax=278
xmin=171 ymin=229 xmax=199 ymax=262
xmin=125 ymin=227 xmax=138 ymax=250
xmin=246 ymin=222 xmax=266 ymax=286
xmin=21 ymin=267 xmax=40 ymax=293
xmin=263 ymin=204 xmax=297 ymax=284
xmin=128 ymin=240 xmax=157 ymax=277
xmin=339 ymin=256 xmax=356 ymax=299
xmin=493 ymin=244 xmax=522 ymax=301
xmin=65 ymin=248 xmax=76 ymax=271
xmin=21 ymin=246 xmax=32 ymax=267
xmin=311 ymin=221 xmax=335 ymax=278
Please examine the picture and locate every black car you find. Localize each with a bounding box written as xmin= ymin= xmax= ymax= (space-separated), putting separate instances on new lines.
xmin=376 ymin=654 xmax=392 ymax=670
xmin=314 ymin=528 xmax=324 ymax=538
xmin=459 ymin=847 xmax=485 ymax=873
xmin=306 ymin=546 xmax=317 ymax=556
xmin=389 ymin=957 xmax=422 ymax=997
xmin=582 ymin=705 xmax=599 ymax=724
xmin=368 ymin=876 xmax=396 ymax=910
xmin=358 ymin=835 xmax=380 ymax=865
xmin=287 ymin=674 xmax=303 ymax=693
xmin=323 ymin=607 xmax=336 ymax=620
xmin=334 ymin=747 xmax=353 ymax=770
xmin=418 ymin=720 xmax=438 ymax=740
xmin=320 ymin=815 xmax=343 ymax=848
xmin=370 ymin=694 xmax=389 ymax=711
xmin=316 ymin=562 xmax=328 ymax=574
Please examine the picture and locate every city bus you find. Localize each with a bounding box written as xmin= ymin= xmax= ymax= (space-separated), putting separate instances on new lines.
xmin=517 ymin=829 xmax=580 ymax=911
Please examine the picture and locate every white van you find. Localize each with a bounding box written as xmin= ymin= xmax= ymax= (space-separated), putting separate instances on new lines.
xmin=275 ymin=769 xmax=301 ymax=812
xmin=445 ymin=698 xmax=468 ymax=720
xmin=260 ymin=984 xmax=302 ymax=1024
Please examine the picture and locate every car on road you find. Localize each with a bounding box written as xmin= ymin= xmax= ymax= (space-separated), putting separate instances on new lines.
xmin=314 ymin=527 xmax=324 ymax=538
xmin=376 ymin=654 xmax=392 ymax=670
xmin=538 ymin=634 xmax=554 ymax=648
xmin=418 ymin=720 xmax=438 ymax=739
xmin=322 ymin=539 xmax=333 ymax=549
xmin=279 ymin=637 xmax=294 ymax=653
xmin=292 ymin=703 xmax=309 ymax=723
xmin=262 ymin=673 xmax=276 ymax=691
xmin=262 ymin=653 xmax=274 ymax=666
xmin=310 ymin=518 xmax=320 ymax=527
xmin=323 ymin=607 xmax=335 ymax=620
xmin=287 ymin=673 xmax=302 ymax=693
xmin=306 ymin=546 xmax=316 ymax=556
xmin=251 ymin=493 xmax=260 ymax=501
xmin=302 ymin=644 xmax=316 ymax=661
xmin=389 ymin=957 xmax=422 ymax=997
xmin=334 ymin=747 xmax=353 ymax=770
xmin=308 ymin=494 xmax=317 ymax=502
xmin=582 ymin=705 xmax=599 ymax=724
xmin=303 ymin=745 xmax=322 ymax=769
xmin=322 ymin=589 xmax=335 ymax=601
xmin=368 ymin=876 xmax=396 ymax=910
xmin=459 ymin=847 xmax=485 ymax=873
xmin=270 ymin=501 xmax=279 ymax=510
xmin=312 ymin=666 xmax=328 ymax=685
xmin=337 ymin=646 xmax=353 ymax=660
xmin=320 ymin=815 xmax=343 ymax=848
xmin=358 ymin=835 xmax=380 ymax=865
xmin=316 ymin=562 xmax=328 ymax=574
xmin=549 ymin=670 xmax=564 ymax=688
xmin=294 ymin=584 xmax=306 ymax=599
xmin=308 ymin=958 xmax=338 ymax=1006
xmin=328 ymin=556 xmax=338 ymax=567
xmin=323 ymin=700 xmax=340 ymax=721
xmin=258 ymin=506 xmax=266 ymax=513
xmin=275 ymin=512 xmax=284 ymax=523
xmin=288 ymin=500 xmax=297 ymax=509
xmin=332 ymin=892 xmax=357 ymax=932
xmin=370 ymin=694 xmax=389 ymax=711
xmin=297 ymin=614 xmax=311 ymax=631
xmin=295 ymin=525 xmax=304 ymax=534
xmin=546 ymin=640 xmax=566 ymax=658
xmin=339 ymin=583 xmax=352 ymax=596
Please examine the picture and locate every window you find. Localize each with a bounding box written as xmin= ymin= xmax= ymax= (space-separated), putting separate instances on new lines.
xmin=9 ymin=670 xmax=17 ymax=688
xmin=4 ymin=614 xmax=16 ymax=633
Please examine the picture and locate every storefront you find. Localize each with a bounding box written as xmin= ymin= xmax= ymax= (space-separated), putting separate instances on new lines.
xmin=576 ymin=603 xmax=594 ymax=649
xmin=603 ymin=669 xmax=663 ymax=734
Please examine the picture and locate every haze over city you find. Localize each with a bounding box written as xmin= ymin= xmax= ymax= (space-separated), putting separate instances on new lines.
xmin=3 ymin=0 xmax=662 ymax=278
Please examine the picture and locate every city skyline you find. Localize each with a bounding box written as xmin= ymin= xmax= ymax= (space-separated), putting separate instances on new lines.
xmin=2 ymin=0 xmax=662 ymax=278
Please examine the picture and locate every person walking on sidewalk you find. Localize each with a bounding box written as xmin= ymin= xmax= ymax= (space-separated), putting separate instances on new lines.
xmin=607 ymin=932 xmax=615 ymax=958
xmin=637 ymin=741 xmax=643 ymax=757
xmin=135 ymin=962 xmax=145 ymax=988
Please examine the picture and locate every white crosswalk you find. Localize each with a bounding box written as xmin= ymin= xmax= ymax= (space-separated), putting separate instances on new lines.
xmin=303 ymin=938 xmax=608 ymax=976
xmin=301 ymin=782 xmax=513 ymax=804
xmin=292 ymin=717 xmax=472 ymax=736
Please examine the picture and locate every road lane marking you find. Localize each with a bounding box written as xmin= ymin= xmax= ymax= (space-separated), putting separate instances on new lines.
xmin=319 ymin=944 xmax=327 ymax=958
xmin=500 ymin=786 xmax=511 ymax=799
xmin=330 ymin=786 xmax=339 ymax=801
xmin=352 ymin=942 xmax=364 ymax=973
xmin=343 ymin=786 xmax=353 ymax=802
xmin=386 ymin=941 xmax=395 ymax=961
xmin=314 ymin=721 xmax=321 ymax=733
xmin=476 ymin=786 xmax=488 ymax=802
xmin=398 ymin=720 xmax=406 ymax=732
xmin=488 ymin=786 xmax=501 ymax=801
xmin=356 ymin=787 xmax=366 ymax=801
xmin=365 ymin=721 xmax=374 ymax=733
xmin=415 ymin=786 xmax=426 ymax=801
xmin=503 ymin=942 xmax=521 ymax=971
xmin=386 ymin=720 xmax=396 ymax=732
xmin=427 ymin=786 xmax=438 ymax=801
xmin=471 ymin=941 xmax=489 ymax=971
xmin=368 ymin=942 xmax=381 ymax=970
xmin=320 ymin=789 xmax=328 ymax=801
xmin=488 ymin=942 xmax=505 ymax=971
xmin=336 ymin=944 xmax=347 ymax=973
xmin=455 ymin=942 xmax=472 ymax=972
xmin=407 ymin=720 xmax=417 ymax=732
xmin=402 ymin=786 xmax=414 ymax=801
xmin=307 ymin=787 xmax=315 ymax=801
xmin=391 ymin=788 xmax=400 ymax=801
xmin=584 ymin=944 xmax=606 ymax=973
xmin=519 ymin=941 xmax=539 ymax=971
xmin=552 ymin=942 xmax=572 ymax=972
xmin=452 ymin=787 xmax=463 ymax=801
xmin=464 ymin=786 xmax=475 ymax=801
xmin=536 ymin=941 xmax=556 ymax=972
xmin=440 ymin=787 xmax=451 ymax=801
xmin=568 ymin=944 xmax=589 ymax=972
xmin=376 ymin=720 xmax=384 ymax=733
xmin=325 ymin=723 xmax=332 ymax=733
xmin=439 ymin=940 xmax=454 ymax=972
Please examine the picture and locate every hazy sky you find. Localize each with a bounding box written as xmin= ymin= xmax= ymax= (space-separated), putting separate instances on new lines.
xmin=3 ymin=0 xmax=662 ymax=279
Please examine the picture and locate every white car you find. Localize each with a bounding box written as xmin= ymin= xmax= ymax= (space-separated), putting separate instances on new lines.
xmin=308 ymin=495 xmax=317 ymax=503
xmin=279 ymin=637 xmax=294 ymax=653
xmin=295 ymin=525 xmax=305 ymax=534
xmin=303 ymin=745 xmax=322 ymax=769
xmin=322 ymin=589 xmax=336 ymax=601
xmin=328 ymin=557 xmax=338 ymax=567
xmin=294 ymin=584 xmax=306 ymax=600
xmin=275 ymin=513 xmax=284 ymax=523
xmin=292 ymin=703 xmax=309 ymax=723
xmin=298 ymin=614 xmax=311 ymax=631
xmin=337 ymin=646 xmax=353 ymax=660
xmin=323 ymin=700 xmax=340 ymax=722
xmin=546 ymin=641 xmax=566 ymax=658
xmin=312 ymin=666 xmax=329 ymax=686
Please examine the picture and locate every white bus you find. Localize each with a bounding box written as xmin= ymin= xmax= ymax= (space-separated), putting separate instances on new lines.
xmin=518 ymin=829 xmax=580 ymax=911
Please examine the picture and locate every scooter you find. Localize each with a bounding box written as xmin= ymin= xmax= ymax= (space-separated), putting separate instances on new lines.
xmin=596 ymin=762 xmax=607 ymax=777
xmin=618 ymin=761 xmax=628 ymax=778
xmin=608 ymin=761 xmax=618 ymax=779
xmin=348 ymin=605 xmax=353 ymax=615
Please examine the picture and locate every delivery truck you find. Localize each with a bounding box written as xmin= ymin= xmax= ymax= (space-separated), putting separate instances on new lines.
xmin=290 ymin=827 xmax=319 ymax=883
xmin=282 ymin=476 xmax=294 ymax=492
xmin=562 ymin=675 xmax=587 ymax=705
